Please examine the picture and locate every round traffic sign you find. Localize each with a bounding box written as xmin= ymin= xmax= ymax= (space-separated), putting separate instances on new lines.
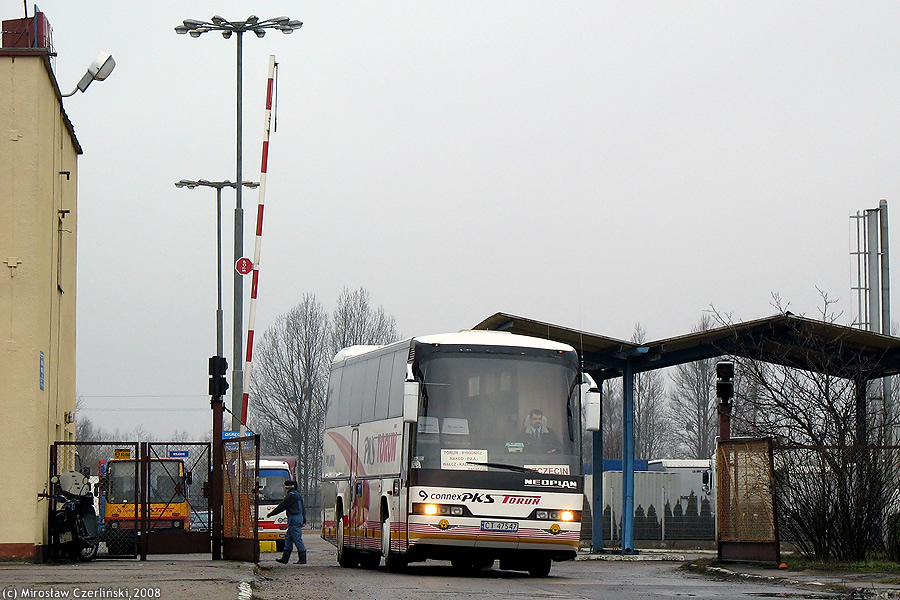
xmin=235 ymin=257 xmax=253 ymax=275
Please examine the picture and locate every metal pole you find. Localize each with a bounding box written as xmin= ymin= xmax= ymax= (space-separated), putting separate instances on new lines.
xmin=867 ymin=208 xmax=881 ymax=334
xmin=216 ymin=186 xmax=224 ymax=358
xmin=592 ymin=428 xmax=603 ymax=551
xmin=232 ymin=31 xmax=245 ymax=431
xmin=211 ymin=393 xmax=224 ymax=560
xmin=879 ymin=201 xmax=893 ymax=444
xmin=621 ymin=358 xmax=635 ymax=554
xmin=880 ymin=200 xmax=891 ymax=336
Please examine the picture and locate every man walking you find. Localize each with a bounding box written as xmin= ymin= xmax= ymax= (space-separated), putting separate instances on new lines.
xmin=267 ymin=480 xmax=307 ymax=564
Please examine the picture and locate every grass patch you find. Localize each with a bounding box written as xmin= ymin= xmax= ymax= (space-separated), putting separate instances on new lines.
xmin=683 ymin=556 xmax=900 ymax=577
xmin=777 ymin=558 xmax=900 ymax=574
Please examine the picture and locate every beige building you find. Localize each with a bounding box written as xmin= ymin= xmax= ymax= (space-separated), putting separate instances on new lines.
xmin=0 ymin=21 xmax=81 ymax=560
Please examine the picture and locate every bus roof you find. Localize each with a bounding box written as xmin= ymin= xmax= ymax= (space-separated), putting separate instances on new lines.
xmin=332 ymin=331 xmax=575 ymax=364
xmin=415 ymin=330 xmax=575 ymax=352
xmin=258 ymin=459 xmax=291 ymax=470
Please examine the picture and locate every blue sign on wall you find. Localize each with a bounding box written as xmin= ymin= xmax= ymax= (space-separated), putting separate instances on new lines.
xmin=169 ymin=450 xmax=189 ymax=458
xmin=223 ymin=430 xmax=254 ymax=439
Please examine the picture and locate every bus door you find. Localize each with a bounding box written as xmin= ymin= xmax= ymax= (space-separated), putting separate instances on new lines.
xmin=350 ymin=427 xmax=361 ymax=549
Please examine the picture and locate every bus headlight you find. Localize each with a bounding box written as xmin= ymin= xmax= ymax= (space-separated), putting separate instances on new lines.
xmin=412 ymin=503 xmax=470 ymax=517
xmin=530 ymin=509 xmax=581 ymax=522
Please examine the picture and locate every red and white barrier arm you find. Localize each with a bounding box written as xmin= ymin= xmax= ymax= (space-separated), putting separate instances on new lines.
xmin=240 ymin=55 xmax=276 ymax=433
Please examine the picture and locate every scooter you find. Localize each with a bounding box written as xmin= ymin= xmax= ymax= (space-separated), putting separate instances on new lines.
xmin=42 ymin=476 xmax=100 ymax=561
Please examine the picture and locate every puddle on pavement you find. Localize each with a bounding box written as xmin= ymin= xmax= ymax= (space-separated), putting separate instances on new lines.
xmin=744 ymin=594 xmax=838 ymax=599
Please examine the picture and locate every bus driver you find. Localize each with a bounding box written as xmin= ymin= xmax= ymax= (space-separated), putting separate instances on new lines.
xmin=522 ymin=409 xmax=560 ymax=454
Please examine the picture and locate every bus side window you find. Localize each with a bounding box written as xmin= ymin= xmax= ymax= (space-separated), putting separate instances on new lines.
xmin=387 ymin=349 xmax=408 ymax=418
xmin=338 ymin=362 xmax=356 ymax=426
xmin=348 ymin=361 xmax=366 ymax=425
xmin=374 ymin=354 xmax=392 ymax=420
xmin=361 ymin=358 xmax=379 ymax=422
xmin=325 ymin=369 xmax=342 ymax=428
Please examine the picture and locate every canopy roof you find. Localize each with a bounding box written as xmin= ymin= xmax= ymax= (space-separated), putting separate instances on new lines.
xmin=473 ymin=312 xmax=900 ymax=382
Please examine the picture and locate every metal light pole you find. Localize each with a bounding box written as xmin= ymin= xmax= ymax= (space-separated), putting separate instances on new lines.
xmin=174 ymin=179 xmax=259 ymax=368
xmin=176 ymin=15 xmax=302 ymax=429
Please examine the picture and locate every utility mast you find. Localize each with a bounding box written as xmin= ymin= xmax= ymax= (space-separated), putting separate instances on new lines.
xmin=851 ymin=200 xmax=892 ymax=441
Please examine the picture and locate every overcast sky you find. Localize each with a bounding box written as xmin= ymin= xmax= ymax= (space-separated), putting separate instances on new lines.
xmin=9 ymin=1 xmax=900 ymax=438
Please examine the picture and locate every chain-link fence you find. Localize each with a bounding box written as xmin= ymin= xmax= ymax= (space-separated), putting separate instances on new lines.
xmin=222 ymin=435 xmax=259 ymax=562
xmin=717 ymin=438 xmax=779 ymax=561
xmin=51 ymin=441 xmax=211 ymax=559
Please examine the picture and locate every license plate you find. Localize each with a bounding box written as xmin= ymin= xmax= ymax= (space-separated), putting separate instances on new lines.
xmin=59 ymin=531 xmax=73 ymax=543
xmin=481 ymin=520 xmax=518 ymax=532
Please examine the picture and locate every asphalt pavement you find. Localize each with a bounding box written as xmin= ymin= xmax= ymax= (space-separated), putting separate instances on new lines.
xmin=3 ymin=540 xmax=900 ymax=600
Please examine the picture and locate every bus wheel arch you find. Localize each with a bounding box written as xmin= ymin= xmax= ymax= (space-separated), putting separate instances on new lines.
xmin=381 ymin=496 xmax=406 ymax=572
xmin=336 ymin=500 xmax=358 ymax=568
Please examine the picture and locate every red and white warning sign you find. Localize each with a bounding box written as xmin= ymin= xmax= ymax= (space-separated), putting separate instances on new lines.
xmin=235 ymin=257 xmax=253 ymax=275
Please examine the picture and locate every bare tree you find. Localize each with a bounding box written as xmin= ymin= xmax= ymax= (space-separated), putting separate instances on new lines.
xmin=249 ymin=288 xmax=400 ymax=507
xmin=717 ymin=292 xmax=900 ymax=561
xmin=249 ymin=294 xmax=331 ymax=502
xmin=668 ymin=314 xmax=718 ymax=459
xmin=329 ymin=287 xmax=398 ymax=356
xmin=631 ymin=323 xmax=673 ymax=459
xmin=602 ymin=379 xmax=623 ymax=460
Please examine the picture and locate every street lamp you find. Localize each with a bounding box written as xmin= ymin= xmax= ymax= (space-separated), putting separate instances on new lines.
xmin=176 ymin=15 xmax=302 ymax=430
xmin=61 ymin=51 xmax=116 ymax=97
xmin=174 ymin=179 xmax=259 ymax=367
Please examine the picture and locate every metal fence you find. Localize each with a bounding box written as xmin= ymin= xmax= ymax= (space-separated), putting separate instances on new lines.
xmin=716 ymin=438 xmax=779 ymax=562
xmin=222 ymin=435 xmax=259 ymax=562
xmin=50 ymin=441 xmax=211 ymax=559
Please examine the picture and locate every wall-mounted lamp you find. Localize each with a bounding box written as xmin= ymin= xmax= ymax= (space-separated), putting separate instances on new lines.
xmin=61 ymin=52 xmax=116 ymax=97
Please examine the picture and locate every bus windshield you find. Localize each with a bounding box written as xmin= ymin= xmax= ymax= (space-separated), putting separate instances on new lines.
xmin=259 ymin=469 xmax=291 ymax=503
xmin=106 ymin=460 xmax=186 ymax=504
xmin=414 ymin=351 xmax=581 ymax=475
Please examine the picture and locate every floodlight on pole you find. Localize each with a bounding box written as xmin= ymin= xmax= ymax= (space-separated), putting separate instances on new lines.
xmin=174 ymin=179 xmax=259 ymax=365
xmin=61 ymin=52 xmax=116 ymax=97
xmin=175 ymin=14 xmax=301 ymax=430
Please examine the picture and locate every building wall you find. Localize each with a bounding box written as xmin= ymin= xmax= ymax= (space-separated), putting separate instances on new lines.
xmin=0 ymin=51 xmax=79 ymax=561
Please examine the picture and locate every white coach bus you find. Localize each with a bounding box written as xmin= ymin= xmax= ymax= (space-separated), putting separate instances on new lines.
xmin=320 ymin=330 xmax=598 ymax=577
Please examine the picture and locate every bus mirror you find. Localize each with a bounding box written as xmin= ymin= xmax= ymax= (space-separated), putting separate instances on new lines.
xmin=185 ymin=471 xmax=193 ymax=485
xmin=584 ymin=388 xmax=601 ymax=432
xmin=403 ymin=381 xmax=419 ymax=424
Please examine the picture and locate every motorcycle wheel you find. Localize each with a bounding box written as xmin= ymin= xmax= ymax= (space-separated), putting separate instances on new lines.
xmin=78 ymin=542 xmax=99 ymax=562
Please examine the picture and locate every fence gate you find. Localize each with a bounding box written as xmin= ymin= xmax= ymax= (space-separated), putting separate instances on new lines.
xmin=716 ymin=437 xmax=780 ymax=563
xmin=50 ymin=441 xmax=212 ymax=560
xmin=50 ymin=441 xmax=140 ymax=559
xmin=222 ymin=435 xmax=259 ymax=562
xmin=142 ymin=442 xmax=212 ymax=557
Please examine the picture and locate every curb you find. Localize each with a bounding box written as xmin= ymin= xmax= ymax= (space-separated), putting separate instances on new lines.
xmin=576 ymin=550 xmax=715 ymax=562
xmin=703 ymin=564 xmax=900 ymax=599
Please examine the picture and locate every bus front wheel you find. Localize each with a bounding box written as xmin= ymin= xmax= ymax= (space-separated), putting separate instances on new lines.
xmin=527 ymin=557 xmax=552 ymax=578
xmin=336 ymin=509 xmax=359 ymax=568
xmin=382 ymin=519 xmax=406 ymax=573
